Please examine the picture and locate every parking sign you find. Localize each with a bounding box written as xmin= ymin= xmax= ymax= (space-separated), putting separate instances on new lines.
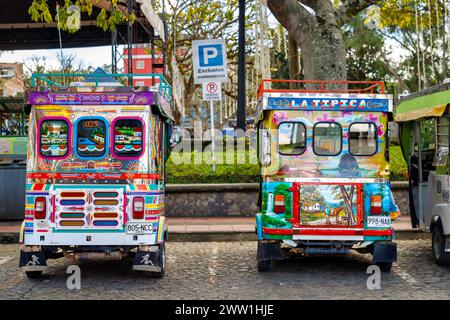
xmin=192 ymin=39 xmax=227 ymax=84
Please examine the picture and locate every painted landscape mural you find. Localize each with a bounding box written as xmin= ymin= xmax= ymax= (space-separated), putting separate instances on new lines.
xmin=299 ymin=185 xmax=358 ymax=226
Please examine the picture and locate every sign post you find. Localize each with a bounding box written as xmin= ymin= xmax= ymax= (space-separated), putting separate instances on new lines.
xmin=192 ymin=39 xmax=227 ymax=173
xmin=202 ymin=81 xmax=222 ymax=172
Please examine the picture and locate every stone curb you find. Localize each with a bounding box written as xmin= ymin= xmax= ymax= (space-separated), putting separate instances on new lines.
xmin=0 ymin=229 xmax=430 ymax=244
xmin=165 ymin=182 xmax=409 ymax=193
xmin=166 ymin=183 xmax=259 ymax=193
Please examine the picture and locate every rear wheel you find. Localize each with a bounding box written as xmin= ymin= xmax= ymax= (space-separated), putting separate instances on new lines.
xmin=151 ymin=243 xmax=166 ymax=278
xmin=376 ymin=262 xmax=392 ymax=272
xmin=432 ymin=226 xmax=450 ymax=266
xmin=257 ymin=260 xmax=272 ymax=272
xmin=25 ymin=271 xmax=43 ymax=279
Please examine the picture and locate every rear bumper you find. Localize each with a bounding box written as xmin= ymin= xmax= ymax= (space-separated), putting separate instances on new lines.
xmin=23 ymin=216 xmax=166 ymax=247
xmin=24 ymin=232 xmax=159 ymax=246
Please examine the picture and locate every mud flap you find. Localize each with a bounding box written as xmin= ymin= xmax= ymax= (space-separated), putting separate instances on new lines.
xmin=19 ymin=250 xmax=47 ymax=271
xmin=132 ymin=246 xmax=163 ymax=272
xmin=257 ymin=241 xmax=282 ymax=261
xmin=372 ymin=241 xmax=397 ymax=263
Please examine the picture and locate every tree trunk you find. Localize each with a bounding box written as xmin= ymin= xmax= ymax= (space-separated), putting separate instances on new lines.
xmin=340 ymin=185 xmax=355 ymax=226
xmin=288 ymin=34 xmax=300 ymax=88
xmin=268 ymin=0 xmax=347 ymax=86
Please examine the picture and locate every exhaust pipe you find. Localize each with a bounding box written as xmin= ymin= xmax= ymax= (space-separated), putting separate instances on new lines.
xmin=64 ymin=251 xmax=124 ymax=262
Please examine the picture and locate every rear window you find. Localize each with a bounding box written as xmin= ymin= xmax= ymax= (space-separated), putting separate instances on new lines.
xmin=278 ymin=122 xmax=307 ymax=155
xmin=313 ymin=122 xmax=342 ymax=156
xmin=39 ymin=119 xmax=69 ymax=158
xmin=349 ymin=123 xmax=377 ymax=156
xmin=76 ymin=118 xmax=107 ymax=158
xmin=113 ymin=118 xmax=144 ymax=158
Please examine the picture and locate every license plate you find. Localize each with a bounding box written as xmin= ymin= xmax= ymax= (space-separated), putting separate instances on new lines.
xmin=126 ymin=223 xmax=153 ymax=235
xmin=367 ymin=216 xmax=391 ymax=228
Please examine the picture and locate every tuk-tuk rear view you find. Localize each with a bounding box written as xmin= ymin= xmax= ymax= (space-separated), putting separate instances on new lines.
xmin=19 ymin=73 xmax=173 ymax=278
xmin=255 ymin=80 xmax=400 ymax=272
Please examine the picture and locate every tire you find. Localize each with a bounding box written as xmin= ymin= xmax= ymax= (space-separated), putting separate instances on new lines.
xmin=26 ymin=271 xmax=43 ymax=279
xmin=151 ymin=243 xmax=166 ymax=278
xmin=376 ymin=262 xmax=392 ymax=272
xmin=432 ymin=226 xmax=450 ymax=266
xmin=257 ymin=260 xmax=272 ymax=272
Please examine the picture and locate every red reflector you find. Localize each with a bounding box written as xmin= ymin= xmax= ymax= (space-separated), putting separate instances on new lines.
xmin=34 ymin=197 xmax=47 ymax=219
xmin=133 ymin=197 xmax=144 ymax=219
xmin=273 ymin=195 xmax=285 ymax=213
xmin=371 ymin=195 xmax=382 ymax=215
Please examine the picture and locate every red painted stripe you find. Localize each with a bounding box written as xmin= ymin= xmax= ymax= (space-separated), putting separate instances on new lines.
xmin=123 ymin=196 xmax=128 ymax=225
xmin=262 ymin=227 xmax=293 ymax=235
xmin=51 ymin=195 xmax=56 ymax=223
xmin=33 ymin=184 xmax=44 ymax=191
xmin=26 ymin=173 xmax=160 ymax=180
xmin=363 ymin=229 xmax=393 ymax=236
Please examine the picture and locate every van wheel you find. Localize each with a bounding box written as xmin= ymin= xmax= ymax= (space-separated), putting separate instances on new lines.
xmin=257 ymin=260 xmax=272 ymax=272
xmin=26 ymin=271 xmax=43 ymax=279
xmin=376 ymin=262 xmax=392 ymax=272
xmin=152 ymin=243 xmax=166 ymax=278
xmin=432 ymin=227 xmax=450 ymax=266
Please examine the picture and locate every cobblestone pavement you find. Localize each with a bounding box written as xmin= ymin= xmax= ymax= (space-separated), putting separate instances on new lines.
xmin=0 ymin=239 xmax=450 ymax=300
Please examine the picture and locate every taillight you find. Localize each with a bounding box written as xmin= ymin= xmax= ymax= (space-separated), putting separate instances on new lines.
xmin=370 ymin=196 xmax=382 ymax=215
xmin=273 ymin=195 xmax=285 ymax=213
xmin=133 ymin=197 xmax=145 ymax=219
xmin=34 ymin=197 xmax=47 ymax=219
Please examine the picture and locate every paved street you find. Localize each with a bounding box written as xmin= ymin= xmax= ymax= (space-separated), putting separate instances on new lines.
xmin=0 ymin=239 xmax=449 ymax=300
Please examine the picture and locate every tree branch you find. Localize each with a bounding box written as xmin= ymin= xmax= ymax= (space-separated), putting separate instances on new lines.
xmin=267 ymin=0 xmax=315 ymax=43
xmin=336 ymin=0 xmax=383 ymax=26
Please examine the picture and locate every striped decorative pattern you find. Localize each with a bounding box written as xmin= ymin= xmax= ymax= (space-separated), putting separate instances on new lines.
xmin=55 ymin=188 xmax=124 ymax=230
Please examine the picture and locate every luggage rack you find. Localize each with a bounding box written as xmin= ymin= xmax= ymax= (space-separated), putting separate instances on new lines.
xmin=31 ymin=73 xmax=173 ymax=103
xmin=257 ymin=79 xmax=385 ymax=98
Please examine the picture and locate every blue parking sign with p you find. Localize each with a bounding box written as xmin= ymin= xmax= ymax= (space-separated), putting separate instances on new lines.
xmin=192 ymin=39 xmax=227 ymax=84
xmin=199 ymin=44 xmax=223 ymax=67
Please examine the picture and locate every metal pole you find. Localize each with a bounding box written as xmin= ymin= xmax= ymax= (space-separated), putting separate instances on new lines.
xmin=237 ymin=0 xmax=246 ymax=130
xmin=127 ymin=0 xmax=133 ymax=84
xmin=210 ymin=100 xmax=216 ymax=172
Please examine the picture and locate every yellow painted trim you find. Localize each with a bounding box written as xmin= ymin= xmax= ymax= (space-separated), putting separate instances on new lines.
xmin=145 ymin=204 xmax=164 ymax=209
xmin=395 ymin=104 xmax=447 ymax=122
xmin=19 ymin=221 xmax=25 ymax=244
xmin=157 ymin=216 xmax=165 ymax=242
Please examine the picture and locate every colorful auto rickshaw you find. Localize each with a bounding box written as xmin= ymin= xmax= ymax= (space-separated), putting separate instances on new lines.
xmin=19 ymin=73 xmax=173 ymax=278
xmin=255 ymin=79 xmax=400 ymax=272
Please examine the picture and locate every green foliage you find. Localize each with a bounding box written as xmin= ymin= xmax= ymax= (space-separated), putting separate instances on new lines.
xmin=389 ymin=145 xmax=408 ymax=181
xmin=28 ymin=0 xmax=134 ymax=33
xmin=262 ymin=214 xmax=289 ymax=228
xmin=270 ymin=51 xmax=291 ymax=89
xmin=345 ymin=16 xmax=390 ymax=83
xmin=165 ymin=150 xmax=259 ymax=184
xmin=28 ymin=0 xmax=53 ymax=23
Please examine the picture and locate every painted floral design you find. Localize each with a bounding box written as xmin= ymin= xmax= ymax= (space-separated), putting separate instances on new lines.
xmin=317 ymin=113 xmax=335 ymax=122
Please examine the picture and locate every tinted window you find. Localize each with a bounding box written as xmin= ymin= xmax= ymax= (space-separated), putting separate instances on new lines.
xmin=40 ymin=120 xmax=69 ymax=157
xmin=349 ymin=123 xmax=377 ymax=156
xmin=76 ymin=119 xmax=107 ymax=158
xmin=113 ymin=119 xmax=143 ymax=157
xmin=313 ymin=122 xmax=342 ymax=156
xmin=278 ymin=122 xmax=306 ymax=155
